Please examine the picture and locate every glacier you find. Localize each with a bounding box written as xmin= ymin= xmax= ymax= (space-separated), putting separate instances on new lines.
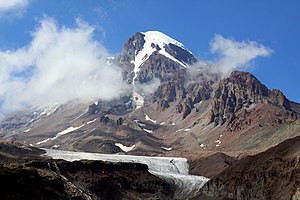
xmin=44 ymin=149 xmax=209 ymax=199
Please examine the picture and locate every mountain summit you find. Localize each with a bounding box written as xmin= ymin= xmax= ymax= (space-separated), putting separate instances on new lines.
xmin=118 ymin=31 xmax=197 ymax=84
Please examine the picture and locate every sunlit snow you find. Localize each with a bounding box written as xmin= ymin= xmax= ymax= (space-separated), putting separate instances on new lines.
xmin=143 ymin=128 xmax=153 ymax=133
xmin=145 ymin=113 xmax=156 ymax=123
xmin=161 ymin=146 xmax=172 ymax=151
xmin=55 ymin=125 xmax=84 ymax=138
xmin=36 ymin=138 xmax=51 ymax=145
xmin=86 ymin=118 xmax=97 ymax=124
xmin=36 ymin=125 xmax=84 ymax=145
xmin=23 ymin=128 xmax=31 ymax=133
xmin=115 ymin=143 xmax=135 ymax=152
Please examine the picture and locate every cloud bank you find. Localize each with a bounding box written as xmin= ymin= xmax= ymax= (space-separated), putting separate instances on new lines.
xmin=0 ymin=17 xmax=125 ymax=112
xmin=190 ymin=34 xmax=272 ymax=78
xmin=0 ymin=0 xmax=29 ymax=16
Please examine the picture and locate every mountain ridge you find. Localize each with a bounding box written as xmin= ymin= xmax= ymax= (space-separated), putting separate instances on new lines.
xmin=0 ymin=30 xmax=299 ymax=161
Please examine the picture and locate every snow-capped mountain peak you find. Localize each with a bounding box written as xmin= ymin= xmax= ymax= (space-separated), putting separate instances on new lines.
xmin=130 ymin=31 xmax=193 ymax=84
xmin=141 ymin=31 xmax=191 ymax=54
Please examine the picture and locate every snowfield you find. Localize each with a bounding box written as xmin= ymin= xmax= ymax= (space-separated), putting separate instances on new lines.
xmin=36 ymin=125 xmax=84 ymax=145
xmin=44 ymin=149 xmax=209 ymax=199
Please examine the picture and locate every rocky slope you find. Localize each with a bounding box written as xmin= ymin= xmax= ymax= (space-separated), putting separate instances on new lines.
xmin=189 ymin=152 xmax=237 ymax=178
xmin=208 ymin=71 xmax=292 ymax=126
xmin=193 ymin=135 xmax=300 ymax=200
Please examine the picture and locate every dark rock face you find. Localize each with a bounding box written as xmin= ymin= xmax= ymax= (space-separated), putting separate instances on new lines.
xmin=116 ymin=117 xmax=124 ymax=125
xmin=117 ymin=32 xmax=146 ymax=84
xmin=193 ymin=136 xmax=300 ymax=200
xmin=117 ymin=32 xmax=145 ymax=73
xmin=154 ymin=80 xmax=213 ymax=119
xmin=208 ymin=71 xmax=293 ymax=125
xmin=87 ymin=96 xmax=132 ymax=117
xmin=165 ymin=43 xmax=197 ymax=65
xmin=0 ymin=167 xmax=69 ymax=200
xmin=180 ymin=82 xmax=214 ymax=119
xmin=100 ymin=115 xmax=110 ymax=124
xmin=154 ymin=80 xmax=185 ymax=111
xmin=137 ymin=54 xmax=187 ymax=84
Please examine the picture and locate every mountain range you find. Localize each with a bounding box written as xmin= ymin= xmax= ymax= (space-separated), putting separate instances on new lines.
xmin=0 ymin=31 xmax=300 ymax=199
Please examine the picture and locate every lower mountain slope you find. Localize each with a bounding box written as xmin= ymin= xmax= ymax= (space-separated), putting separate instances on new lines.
xmin=192 ymin=135 xmax=300 ymax=200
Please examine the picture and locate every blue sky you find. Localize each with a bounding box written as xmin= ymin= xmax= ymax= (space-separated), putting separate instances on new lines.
xmin=0 ymin=0 xmax=299 ymax=110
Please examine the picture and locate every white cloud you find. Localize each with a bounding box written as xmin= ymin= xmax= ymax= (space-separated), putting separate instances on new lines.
xmin=0 ymin=0 xmax=29 ymax=15
xmin=135 ymin=78 xmax=161 ymax=96
xmin=0 ymin=17 xmax=126 ymax=112
xmin=209 ymin=34 xmax=272 ymax=76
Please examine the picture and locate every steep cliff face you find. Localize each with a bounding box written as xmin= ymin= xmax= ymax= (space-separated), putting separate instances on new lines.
xmin=193 ymin=135 xmax=300 ymax=200
xmin=208 ymin=71 xmax=292 ymax=125
xmin=136 ymin=53 xmax=186 ymax=83
xmin=117 ymin=32 xmax=145 ymax=82
xmin=153 ymin=79 xmax=185 ymax=111
xmin=152 ymin=79 xmax=214 ymax=119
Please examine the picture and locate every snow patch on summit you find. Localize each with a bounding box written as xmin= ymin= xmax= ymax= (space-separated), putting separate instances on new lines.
xmin=131 ymin=31 xmax=190 ymax=84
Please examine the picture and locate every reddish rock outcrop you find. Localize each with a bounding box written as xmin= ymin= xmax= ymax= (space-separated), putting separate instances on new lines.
xmin=208 ymin=71 xmax=293 ymax=125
